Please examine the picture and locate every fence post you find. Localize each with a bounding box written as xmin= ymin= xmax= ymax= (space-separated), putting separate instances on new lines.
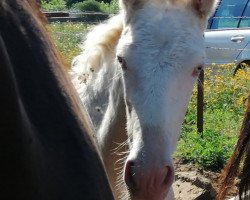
xmin=197 ymin=69 xmax=204 ymax=136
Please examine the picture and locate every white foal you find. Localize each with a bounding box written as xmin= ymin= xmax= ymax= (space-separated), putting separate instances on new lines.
xmin=71 ymin=0 xmax=217 ymax=199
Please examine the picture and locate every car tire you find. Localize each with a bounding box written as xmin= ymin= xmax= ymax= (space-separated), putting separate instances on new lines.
xmin=234 ymin=61 xmax=250 ymax=76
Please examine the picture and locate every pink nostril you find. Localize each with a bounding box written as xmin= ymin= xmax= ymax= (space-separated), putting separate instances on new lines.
xmin=124 ymin=161 xmax=175 ymax=195
xmin=124 ymin=160 xmax=137 ymax=191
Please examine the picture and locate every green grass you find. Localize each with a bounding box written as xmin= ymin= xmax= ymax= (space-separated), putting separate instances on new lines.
xmin=175 ymin=91 xmax=240 ymax=171
xmin=47 ymin=22 xmax=90 ymax=69
xmin=176 ymin=128 xmax=236 ymax=171
xmin=175 ymin=64 xmax=249 ymax=171
xmin=48 ymin=22 xmax=250 ymax=172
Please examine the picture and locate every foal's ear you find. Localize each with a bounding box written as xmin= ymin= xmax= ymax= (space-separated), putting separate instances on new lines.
xmin=189 ymin=0 xmax=218 ymax=19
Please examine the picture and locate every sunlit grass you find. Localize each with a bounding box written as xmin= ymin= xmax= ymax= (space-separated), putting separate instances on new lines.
xmin=47 ymin=22 xmax=90 ymax=69
xmin=176 ymin=64 xmax=250 ymax=171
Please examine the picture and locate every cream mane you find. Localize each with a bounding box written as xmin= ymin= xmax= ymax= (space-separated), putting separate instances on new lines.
xmin=71 ymin=15 xmax=123 ymax=79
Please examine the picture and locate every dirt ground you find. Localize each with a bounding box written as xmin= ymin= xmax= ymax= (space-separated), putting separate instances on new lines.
xmin=173 ymin=160 xmax=238 ymax=200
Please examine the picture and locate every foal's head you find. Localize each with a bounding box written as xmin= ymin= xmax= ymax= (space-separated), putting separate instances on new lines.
xmin=116 ymin=0 xmax=217 ymax=199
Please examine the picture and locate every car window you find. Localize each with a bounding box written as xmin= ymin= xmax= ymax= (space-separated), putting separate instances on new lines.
xmin=239 ymin=1 xmax=250 ymax=27
xmin=210 ymin=0 xmax=248 ymax=29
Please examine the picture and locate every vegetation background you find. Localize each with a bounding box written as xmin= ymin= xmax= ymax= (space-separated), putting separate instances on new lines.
xmin=41 ymin=0 xmax=119 ymax=13
xmin=44 ymin=0 xmax=250 ymax=172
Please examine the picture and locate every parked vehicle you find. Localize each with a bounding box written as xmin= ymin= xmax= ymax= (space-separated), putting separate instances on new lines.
xmin=205 ymin=0 xmax=250 ymax=73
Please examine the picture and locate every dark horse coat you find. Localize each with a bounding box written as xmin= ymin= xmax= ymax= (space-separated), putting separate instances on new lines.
xmin=0 ymin=0 xmax=113 ymax=199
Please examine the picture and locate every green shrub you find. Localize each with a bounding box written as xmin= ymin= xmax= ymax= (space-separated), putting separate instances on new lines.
xmin=41 ymin=0 xmax=67 ymax=11
xmin=175 ymin=129 xmax=236 ymax=171
xmin=66 ymin=0 xmax=82 ymax=7
xmin=99 ymin=0 xmax=119 ymax=14
xmin=69 ymin=0 xmax=118 ymax=13
xmin=66 ymin=0 xmax=111 ymax=7
xmin=72 ymin=0 xmax=101 ymax=12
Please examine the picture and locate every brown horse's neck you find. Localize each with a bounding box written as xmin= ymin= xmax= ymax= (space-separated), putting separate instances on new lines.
xmin=0 ymin=1 xmax=113 ymax=199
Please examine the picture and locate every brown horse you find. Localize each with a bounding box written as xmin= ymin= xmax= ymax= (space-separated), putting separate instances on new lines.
xmin=0 ymin=0 xmax=113 ymax=199
xmin=218 ymin=95 xmax=250 ymax=200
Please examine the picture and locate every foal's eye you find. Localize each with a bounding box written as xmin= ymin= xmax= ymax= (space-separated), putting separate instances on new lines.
xmin=117 ymin=56 xmax=127 ymax=70
xmin=117 ymin=56 xmax=123 ymax=64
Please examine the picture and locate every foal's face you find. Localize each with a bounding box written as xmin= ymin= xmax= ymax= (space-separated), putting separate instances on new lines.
xmin=116 ymin=1 xmax=216 ymax=199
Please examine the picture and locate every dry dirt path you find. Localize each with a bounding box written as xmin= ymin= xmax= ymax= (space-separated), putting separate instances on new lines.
xmin=173 ymin=160 xmax=238 ymax=200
